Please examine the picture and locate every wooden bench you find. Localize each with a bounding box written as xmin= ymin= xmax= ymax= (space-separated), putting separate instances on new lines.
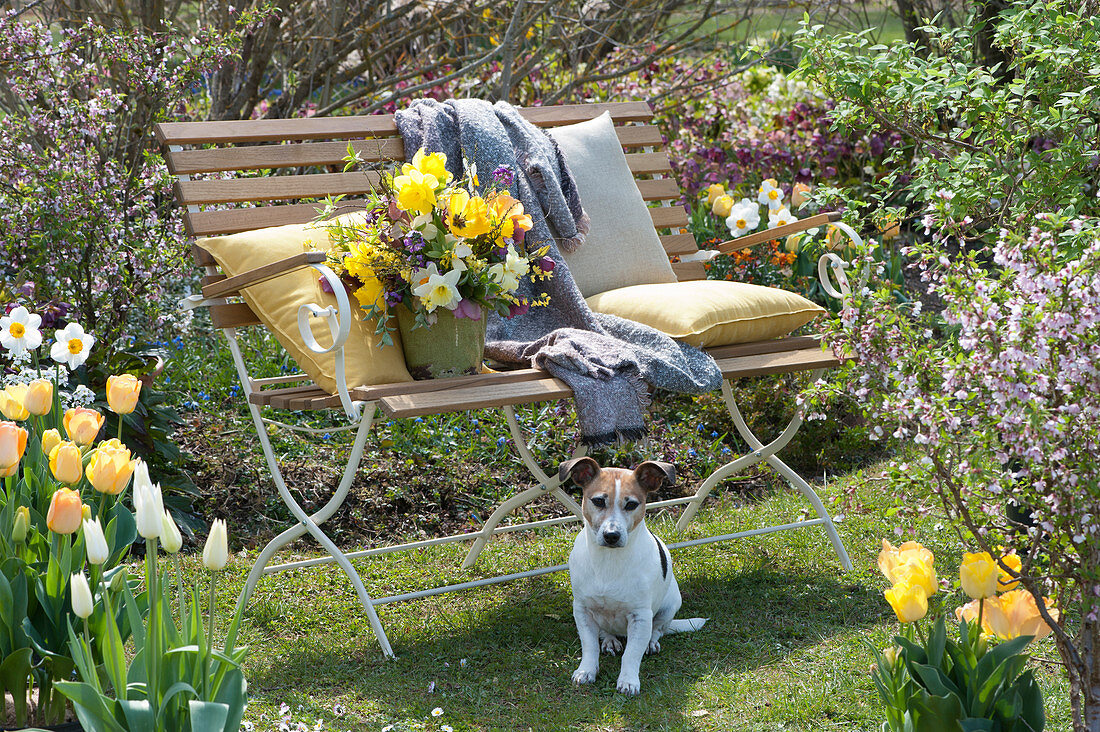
xmin=155 ymin=101 xmax=864 ymax=657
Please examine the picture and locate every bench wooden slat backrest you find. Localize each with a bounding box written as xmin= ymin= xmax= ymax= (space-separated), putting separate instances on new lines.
xmin=156 ymin=101 xmax=705 ymax=330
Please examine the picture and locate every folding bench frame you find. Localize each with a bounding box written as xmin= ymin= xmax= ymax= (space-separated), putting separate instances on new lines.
xmin=158 ymin=102 xmax=866 ymax=657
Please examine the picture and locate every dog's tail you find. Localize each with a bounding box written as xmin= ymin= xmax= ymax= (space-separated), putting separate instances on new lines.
xmin=666 ymin=618 xmax=707 ymax=633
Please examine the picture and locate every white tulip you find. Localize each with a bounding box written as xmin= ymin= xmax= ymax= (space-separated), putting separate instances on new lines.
xmin=132 ymin=460 xmax=164 ymax=540
xmin=83 ymin=517 xmax=109 ymax=565
xmin=71 ymin=572 xmax=94 ymax=619
xmin=161 ymin=509 xmax=183 ymax=554
xmin=203 ymin=519 xmax=228 ymax=571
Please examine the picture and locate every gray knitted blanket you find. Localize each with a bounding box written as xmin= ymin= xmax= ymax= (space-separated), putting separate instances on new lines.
xmin=395 ymin=98 xmax=721 ymax=445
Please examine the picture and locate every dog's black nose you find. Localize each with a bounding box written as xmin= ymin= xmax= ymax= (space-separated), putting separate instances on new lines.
xmin=602 ymin=530 xmax=621 ymax=545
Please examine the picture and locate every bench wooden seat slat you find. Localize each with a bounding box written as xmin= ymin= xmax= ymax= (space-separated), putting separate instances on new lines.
xmin=155 ymin=101 xmax=654 ymax=145
xmin=164 ymin=124 xmax=666 ymax=175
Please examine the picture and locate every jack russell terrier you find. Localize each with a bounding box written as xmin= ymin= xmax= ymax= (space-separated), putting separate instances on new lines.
xmin=560 ymin=456 xmax=707 ymax=695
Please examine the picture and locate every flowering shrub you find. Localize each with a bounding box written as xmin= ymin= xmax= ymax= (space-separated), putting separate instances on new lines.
xmin=322 ymin=149 xmax=552 ymax=343
xmin=0 ymin=12 xmax=253 ymax=351
xmin=872 ymin=539 xmax=1052 ymax=730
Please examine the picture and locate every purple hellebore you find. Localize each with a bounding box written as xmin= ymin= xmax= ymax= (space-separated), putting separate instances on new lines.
xmin=538 ymin=256 xmax=555 ymax=272
xmin=452 ymin=299 xmax=482 ymax=320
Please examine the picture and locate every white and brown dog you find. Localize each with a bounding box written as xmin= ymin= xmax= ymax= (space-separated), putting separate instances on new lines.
xmin=560 ymin=456 xmax=707 ymax=695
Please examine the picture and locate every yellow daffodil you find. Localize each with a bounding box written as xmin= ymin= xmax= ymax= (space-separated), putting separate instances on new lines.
xmin=998 ymin=553 xmax=1022 ymax=592
xmin=392 ymin=167 xmax=439 ymax=214
xmin=884 ymin=581 xmax=928 ymax=623
xmin=446 ymin=189 xmax=491 ymax=238
xmin=960 ymin=551 xmax=1000 ymax=599
xmin=403 ymin=147 xmax=452 ymax=186
xmin=354 ymin=275 xmax=387 ymax=311
xmin=984 ymin=590 xmax=1058 ymax=641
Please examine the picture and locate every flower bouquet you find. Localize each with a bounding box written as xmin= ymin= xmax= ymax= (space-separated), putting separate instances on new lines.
xmin=318 ymin=147 xmax=554 ymax=378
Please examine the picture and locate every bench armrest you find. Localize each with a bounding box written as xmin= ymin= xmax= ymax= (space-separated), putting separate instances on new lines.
xmin=200 ymin=251 xmax=328 ymax=298
xmin=714 ymin=211 xmax=842 ymax=255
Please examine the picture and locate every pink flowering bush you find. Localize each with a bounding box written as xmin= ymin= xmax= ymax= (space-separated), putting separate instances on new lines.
xmin=810 ymin=214 xmax=1100 ymax=728
xmin=0 ymin=12 xmax=254 ymax=351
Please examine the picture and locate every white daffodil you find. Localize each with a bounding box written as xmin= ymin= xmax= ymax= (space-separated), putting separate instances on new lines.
xmin=490 ymin=246 xmax=530 ymax=293
xmin=725 ymin=199 xmax=761 ymax=238
xmin=757 ymin=178 xmax=785 ymax=211
xmin=413 ymin=268 xmax=463 ymax=312
xmin=50 ymin=322 xmax=95 ymax=369
xmin=768 ymin=207 xmax=798 ymax=229
xmin=0 ymin=306 xmax=43 ymax=356
xmin=409 ymin=213 xmax=439 ymax=240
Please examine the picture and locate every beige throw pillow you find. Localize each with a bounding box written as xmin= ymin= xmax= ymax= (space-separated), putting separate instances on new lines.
xmin=549 ymin=111 xmax=678 ymax=298
xmin=197 ymin=221 xmax=412 ymax=392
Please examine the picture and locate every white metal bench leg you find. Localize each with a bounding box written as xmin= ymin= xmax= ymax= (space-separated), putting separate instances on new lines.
xmin=461 ymin=405 xmax=585 ymax=569
xmin=674 ymin=375 xmax=851 ymax=571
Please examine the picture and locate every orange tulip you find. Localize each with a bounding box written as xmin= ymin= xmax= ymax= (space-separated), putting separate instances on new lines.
xmin=791 ymin=182 xmax=812 ymax=208
xmin=63 ymin=408 xmax=104 ymax=446
xmin=23 ymin=379 xmax=53 ymax=416
xmin=0 ymin=421 xmax=28 ymax=470
xmin=46 ymin=487 xmax=83 ymax=535
xmin=0 ymin=386 xmax=29 ymax=421
xmin=881 ymin=219 xmax=901 ymax=241
xmin=106 ymin=374 xmax=142 ymax=415
xmin=954 ymin=598 xmax=995 ymax=637
xmin=985 ymin=590 xmax=1059 ymax=642
xmin=85 ymin=439 xmax=137 ymax=495
xmin=49 ymin=441 xmax=83 ymax=485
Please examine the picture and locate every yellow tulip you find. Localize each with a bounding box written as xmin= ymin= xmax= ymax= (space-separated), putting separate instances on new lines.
xmin=784 ymin=233 xmax=803 ymax=254
xmin=446 ymin=189 xmax=491 ymax=238
xmin=22 ymin=379 xmax=53 ymax=416
xmin=884 ymin=582 xmax=928 ymax=623
xmin=826 ymin=225 xmax=847 ymax=251
xmin=984 ymin=589 xmax=1058 ymax=641
xmin=85 ymin=439 xmax=137 ymax=495
xmin=41 ymin=428 xmax=62 ymax=457
xmin=711 ymin=194 xmax=734 ymax=218
xmin=46 ymin=487 xmax=83 ymax=535
xmin=0 ymin=386 xmax=29 ymax=421
xmin=960 ymin=551 xmax=1000 ymax=599
xmin=881 ymin=218 xmax=901 ymax=241
xmin=877 ymin=539 xmax=934 ymax=584
xmin=894 ymin=559 xmax=938 ymax=597
xmin=0 ymin=420 xmax=28 ymax=470
xmin=49 ymin=442 xmax=84 ymax=485
xmin=106 ymin=373 xmax=142 ymax=415
xmin=998 ymin=553 xmax=1022 ymax=592
xmin=63 ymin=408 xmax=104 ymax=446
xmin=705 ymin=183 xmax=725 ymax=205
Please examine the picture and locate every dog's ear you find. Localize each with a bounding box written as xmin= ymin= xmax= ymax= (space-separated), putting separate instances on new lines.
xmin=558 ymin=456 xmax=601 ymax=487
xmin=633 ymin=461 xmax=676 ymax=492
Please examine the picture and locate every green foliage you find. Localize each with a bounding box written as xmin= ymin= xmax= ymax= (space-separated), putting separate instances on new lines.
xmin=796 ymin=1 xmax=1100 ymax=244
xmin=873 ymin=616 xmax=1045 ymax=732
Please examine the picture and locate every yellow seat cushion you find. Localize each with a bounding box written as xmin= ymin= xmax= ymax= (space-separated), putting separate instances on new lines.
xmin=585 ymin=280 xmax=825 ymax=348
xmin=197 ymin=221 xmax=412 ymax=392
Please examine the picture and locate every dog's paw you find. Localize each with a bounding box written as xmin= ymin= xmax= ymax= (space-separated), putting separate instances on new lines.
xmin=616 ymin=675 xmax=641 ymax=696
xmin=572 ymin=667 xmax=598 ymax=686
xmin=645 ymin=639 xmax=661 ymax=655
xmin=600 ymin=636 xmax=623 ymax=655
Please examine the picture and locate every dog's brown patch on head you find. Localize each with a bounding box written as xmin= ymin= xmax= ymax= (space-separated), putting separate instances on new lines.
xmin=580 ymin=468 xmax=617 ymax=529
xmin=633 ymin=461 xmax=676 ymax=493
xmin=609 ymin=468 xmax=649 ymax=531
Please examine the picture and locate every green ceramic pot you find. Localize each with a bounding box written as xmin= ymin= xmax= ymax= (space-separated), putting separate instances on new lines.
xmin=394 ymin=305 xmax=487 ymax=380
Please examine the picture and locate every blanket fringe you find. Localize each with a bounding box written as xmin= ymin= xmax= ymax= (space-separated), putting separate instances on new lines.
xmin=581 ymin=426 xmax=649 ymax=448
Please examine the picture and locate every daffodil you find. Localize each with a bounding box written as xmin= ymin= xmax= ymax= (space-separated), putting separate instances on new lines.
xmin=757 ymin=178 xmax=785 ymax=210
xmin=51 ymin=322 xmax=95 ymax=369
xmin=0 ymin=306 xmax=43 ymax=356
xmin=353 ymin=275 xmax=387 ymax=312
xmin=403 ymin=147 xmax=452 ymax=187
xmin=767 ymin=207 xmax=797 ymax=229
xmin=413 ymin=268 xmax=462 ymax=312
xmin=725 ymin=199 xmax=760 ymax=238
xmin=392 ymin=167 xmax=439 ymax=215
xmin=447 ymin=189 xmax=491 ymax=238
xmin=489 ymin=245 xmax=530 ymax=293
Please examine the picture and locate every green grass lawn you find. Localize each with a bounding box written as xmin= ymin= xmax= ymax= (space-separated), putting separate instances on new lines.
xmin=175 ymin=464 xmax=1073 ymax=731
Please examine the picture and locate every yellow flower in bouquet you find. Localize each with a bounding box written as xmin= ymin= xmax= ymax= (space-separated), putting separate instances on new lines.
xmin=447 ymin=189 xmax=491 ymax=238
xmin=403 ymin=148 xmax=453 ymax=186
xmin=393 ymin=167 xmax=439 ymax=215
xmin=353 ymin=275 xmax=386 ymax=312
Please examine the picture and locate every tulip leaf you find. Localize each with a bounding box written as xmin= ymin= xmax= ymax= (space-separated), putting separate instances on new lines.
xmin=910 ymin=662 xmax=959 ymax=699
xmin=189 ymin=699 xmax=230 ymax=731
xmin=214 ymin=668 xmax=248 ymax=732
xmin=926 ymin=616 xmax=947 ymax=668
xmin=895 ymin=636 xmax=927 ymax=665
xmin=119 ymin=698 xmax=155 ymax=729
xmin=1015 ymin=670 xmax=1045 ymax=731
xmin=54 ymin=679 xmax=127 ymax=732
xmin=908 ymin=692 xmax=965 ymax=731
xmin=959 ymin=718 xmax=994 ymax=731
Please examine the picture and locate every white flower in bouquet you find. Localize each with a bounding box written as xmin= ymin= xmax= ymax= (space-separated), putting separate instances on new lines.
xmin=413 ymin=267 xmax=462 ymax=312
